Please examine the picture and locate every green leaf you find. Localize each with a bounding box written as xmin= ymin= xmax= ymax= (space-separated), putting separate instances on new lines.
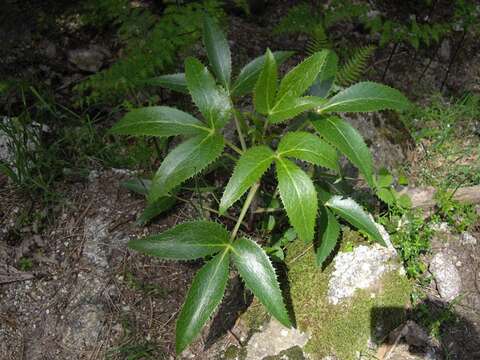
xmin=136 ymin=196 xmax=176 ymax=226
xmin=203 ymin=16 xmax=231 ymax=88
xmin=128 ymin=221 xmax=230 ymax=260
xmin=377 ymin=188 xmax=396 ymax=205
xmin=275 ymin=157 xmax=317 ymax=242
xmin=185 ymin=57 xmax=231 ymax=129
xmin=110 ymin=106 xmax=209 ymax=137
xmin=397 ymin=194 xmax=412 ymax=209
xmin=268 ymin=96 xmax=327 ymax=124
xmin=146 ymin=73 xmax=188 ymax=94
xmin=277 ymin=131 xmax=339 ymax=171
xmin=377 ymin=168 xmax=393 ymax=187
xmin=220 ymin=146 xmax=274 ymax=214
xmin=308 ymin=51 xmax=338 ymax=98
xmin=148 ymin=133 xmax=224 ymax=202
xmin=316 ymin=207 xmax=340 ymax=266
xmin=254 ymin=49 xmax=277 ymax=115
xmin=232 ymin=237 xmax=291 ymax=327
xmin=276 ymin=50 xmax=331 ymax=105
xmin=121 ymin=178 xmax=151 ymax=196
xmin=325 ymin=195 xmax=386 ymax=246
xmin=176 ymin=250 xmax=229 ymax=354
xmin=311 ymin=115 xmax=375 ymax=188
xmin=318 ymin=82 xmax=410 ymax=113
xmin=231 ymin=51 xmax=293 ymax=97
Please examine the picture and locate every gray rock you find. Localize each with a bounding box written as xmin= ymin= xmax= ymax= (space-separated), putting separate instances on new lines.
xmin=327 ymin=244 xmax=399 ymax=305
xmin=438 ymin=39 xmax=451 ymax=62
xmin=460 ymin=232 xmax=477 ymax=245
xmin=68 ymin=45 xmax=110 ymax=72
xmin=429 ymin=253 xmax=462 ymax=302
xmin=245 ymin=319 xmax=309 ymax=360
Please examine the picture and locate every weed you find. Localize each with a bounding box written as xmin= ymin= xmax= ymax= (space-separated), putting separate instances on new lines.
xmin=18 ymin=257 xmax=34 ymax=271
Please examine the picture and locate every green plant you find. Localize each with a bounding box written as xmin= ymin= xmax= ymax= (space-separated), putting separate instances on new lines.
xmin=110 ymin=16 xmax=410 ymax=353
xmin=76 ymin=0 xmax=224 ymax=105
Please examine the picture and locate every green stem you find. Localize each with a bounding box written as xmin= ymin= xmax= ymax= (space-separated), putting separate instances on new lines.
xmin=230 ymin=182 xmax=260 ymax=241
xmin=224 ymin=139 xmax=243 ymax=155
xmin=231 ymin=105 xmax=247 ymax=151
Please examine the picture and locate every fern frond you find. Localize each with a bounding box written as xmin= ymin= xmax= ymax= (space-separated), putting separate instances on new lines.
xmin=305 ymin=25 xmax=331 ymax=55
xmin=336 ymin=45 xmax=375 ymax=87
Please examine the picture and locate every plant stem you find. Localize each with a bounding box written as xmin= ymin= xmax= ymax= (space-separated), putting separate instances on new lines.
xmin=224 ymin=139 xmax=243 ymax=155
xmin=230 ymin=182 xmax=260 ymax=241
xmin=173 ymin=195 xmax=243 ymax=224
xmin=231 ymin=106 xmax=247 ymax=151
xmin=382 ymin=42 xmax=399 ymax=82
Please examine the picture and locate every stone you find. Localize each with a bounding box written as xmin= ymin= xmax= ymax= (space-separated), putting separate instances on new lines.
xmin=460 ymin=232 xmax=477 ymax=245
xmin=245 ymin=319 xmax=309 ymax=360
xmin=68 ymin=45 xmax=110 ymax=73
xmin=429 ymin=253 xmax=462 ymax=302
xmin=327 ymin=244 xmax=399 ymax=305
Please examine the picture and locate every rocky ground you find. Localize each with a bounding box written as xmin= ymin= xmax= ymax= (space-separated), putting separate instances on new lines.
xmin=1 ymin=1 xmax=480 ymax=359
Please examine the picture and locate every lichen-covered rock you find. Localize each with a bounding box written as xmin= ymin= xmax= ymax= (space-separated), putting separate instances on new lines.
xmin=429 ymin=252 xmax=462 ymax=302
xmin=327 ymin=244 xmax=399 ymax=305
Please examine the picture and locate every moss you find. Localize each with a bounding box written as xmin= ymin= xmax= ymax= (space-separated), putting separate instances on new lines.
xmin=286 ymin=236 xmax=412 ymax=360
xmin=241 ymin=299 xmax=269 ymax=332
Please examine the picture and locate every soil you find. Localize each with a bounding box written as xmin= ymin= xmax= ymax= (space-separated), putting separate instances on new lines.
xmin=1 ymin=1 xmax=480 ymax=359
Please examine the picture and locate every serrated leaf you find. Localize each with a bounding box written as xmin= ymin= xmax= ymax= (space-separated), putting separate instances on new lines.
xmin=308 ymin=51 xmax=338 ymax=98
xmin=397 ymin=194 xmax=412 ymax=209
xmin=254 ymin=49 xmax=277 ymax=115
xmin=268 ymin=96 xmax=327 ymax=124
xmin=121 ymin=178 xmax=152 ymax=196
xmin=128 ymin=221 xmax=230 ymax=260
xmin=325 ymin=195 xmax=385 ymax=246
xmin=277 ymin=131 xmax=339 ymax=171
xmin=146 ymin=73 xmax=188 ymax=94
xmin=377 ymin=168 xmax=393 ymax=187
xmin=176 ymin=250 xmax=230 ymax=353
xmin=377 ymin=188 xmax=396 ymax=205
xmin=311 ymin=115 xmax=375 ymax=188
xmin=148 ymin=133 xmax=224 ymax=202
xmin=275 ymin=157 xmax=317 ymax=242
xmin=231 ymin=51 xmax=293 ymax=97
xmin=136 ymin=196 xmax=176 ymax=225
xmin=203 ymin=16 xmax=231 ymax=88
xmin=318 ymin=82 xmax=410 ymax=113
xmin=185 ymin=57 xmax=231 ymax=129
xmin=276 ymin=50 xmax=331 ymax=105
xmin=232 ymin=237 xmax=291 ymax=327
xmin=316 ymin=207 xmax=340 ymax=266
xmin=110 ymin=106 xmax=209 ymax=137
xmin=220 ymin=146 xmax=274 ymax=214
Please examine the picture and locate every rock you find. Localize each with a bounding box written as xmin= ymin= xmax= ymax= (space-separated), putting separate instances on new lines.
xmin=438 ymin=39 xmax=451 ymax=62
xmin=327 ymin=244 xmax=399 ymax=305
xmin=460 ymin=232 xmax=477 ymax=245
xmin=245 ymin=319 xmax=309 ymax=360
xmin=68 ymin=45 xmax=110 ymax=73
xmin=429 ymin=252 xmax=462 ymax=302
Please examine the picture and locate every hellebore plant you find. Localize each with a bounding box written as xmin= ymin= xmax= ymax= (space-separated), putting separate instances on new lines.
xmin=110 ymin=16 xmax=410 ymax=353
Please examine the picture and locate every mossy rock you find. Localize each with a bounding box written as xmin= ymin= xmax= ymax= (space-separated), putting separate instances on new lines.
xmin=286 ymin=238 xmax=411 ymax=359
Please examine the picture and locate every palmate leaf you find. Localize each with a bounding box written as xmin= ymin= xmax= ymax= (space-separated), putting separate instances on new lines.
xmin=275 ymin=157 xmax=317 ymax=242
xmin=185 ymin=57 xmax=231 ymax=129
xmin=148 ymin=133 xmax=224 ymax=203
xmin=268 ymin=96 xmax=327 ymax=124
xmin=176 ymin=250 xmax=230 ymax=354
xmin=325 ymin=195 xmax=386 ymax=246
xmin=315 ymin=206 xmax=340 ymax=266
xmin=203 ymin=16 xmax=231 ymax=88
xmin=318 ymin=81 xmax=410 ymax=113
xmin=146 ymin=73 xmax=188 ymax=94
xmin=231 ymin=51 xmax=293 ymax=97
xmin=232 ymin=237 xmax=291 ymax=327
xmin=121 ymin=178 xmax=152 ymax=196
xmin=220 ymin=146 xmax=274 ymax=214
xmin=311 ymin=115 xmax=375 ymax=188
xmin=110 ymin=106 xmax=209 ymax=137
xmin=277 ymin=131 xmax=339 ymax=171
xmin=275 ymin=50 xmax=331 ymax=105
xmin=254 ymin=49 xmax=277 ymax=115
xmin=128 ymin=221 xmax=230 ymax=260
